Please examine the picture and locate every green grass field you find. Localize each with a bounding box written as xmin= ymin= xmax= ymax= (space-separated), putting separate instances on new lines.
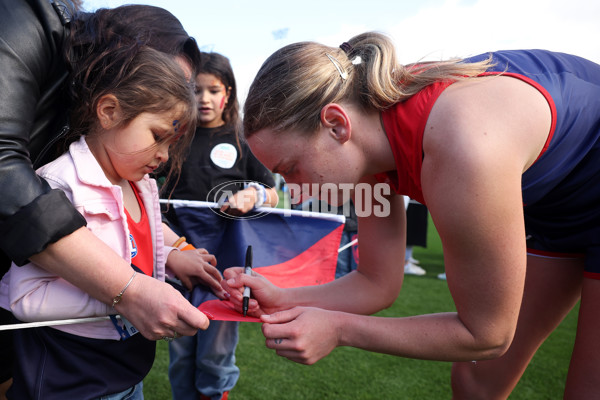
xmin=144 ymin=217 xmax=579 ymax=399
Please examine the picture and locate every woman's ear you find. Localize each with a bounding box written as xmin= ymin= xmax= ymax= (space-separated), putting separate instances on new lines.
xmin=320 ymin=103 xmax=351 ymax=143
xmin=96 ymin=94 xmax=121 ymax=129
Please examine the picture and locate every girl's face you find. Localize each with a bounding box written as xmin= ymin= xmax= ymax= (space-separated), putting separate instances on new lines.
xmin=194 ymin=73 xmax=229 ymax=128
xmin=91 ymin=107 xmax=183 ymax=184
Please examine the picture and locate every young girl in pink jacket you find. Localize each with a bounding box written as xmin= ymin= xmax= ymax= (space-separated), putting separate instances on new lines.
xmin=0 ymin=45 xmax=202 ymax=399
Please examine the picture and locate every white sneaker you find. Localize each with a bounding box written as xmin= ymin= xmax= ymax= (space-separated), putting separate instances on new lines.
xmin=404 ymin=262 xmax=426 ymax=276
xmin=437 ymin=272 xmax=447 ymax=280
xmin=408 ymin=256 xmax=420 ymax=264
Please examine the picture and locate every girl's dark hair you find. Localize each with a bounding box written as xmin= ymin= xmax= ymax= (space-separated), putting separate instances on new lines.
xmin=62 ymin=4 xmax=202 ymax=185
xmin=68 ymin=43 xmax=197 ymax=186
xmin=196 ymin=51 xmax=240 ymax=129
xmin=68 ymin=4 xmax=201 ymax=76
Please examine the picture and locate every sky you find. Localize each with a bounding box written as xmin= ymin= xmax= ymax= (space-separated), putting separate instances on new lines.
xmin=84 ymin=0 xmax=600 ymax=104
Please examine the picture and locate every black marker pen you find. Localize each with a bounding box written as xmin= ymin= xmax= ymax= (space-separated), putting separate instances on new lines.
xmin=242 ymin=245 xmax=252 ymax=317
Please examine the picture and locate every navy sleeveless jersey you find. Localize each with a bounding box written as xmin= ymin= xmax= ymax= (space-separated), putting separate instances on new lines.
xmin=381 ymin=50 xmax=600 ymax=276
xmin=467 ymin=51 xmax=600 ymax=273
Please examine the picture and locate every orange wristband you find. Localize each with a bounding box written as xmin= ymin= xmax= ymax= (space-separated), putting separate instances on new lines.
xmin=181 ymin=243 xmax=196 ymax=251
xmin=172 ymin=236 xmax=186 ymax=248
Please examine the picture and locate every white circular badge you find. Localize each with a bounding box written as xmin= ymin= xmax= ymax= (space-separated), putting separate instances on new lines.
xmin=210 ymin=143 xmax=237 ymax=169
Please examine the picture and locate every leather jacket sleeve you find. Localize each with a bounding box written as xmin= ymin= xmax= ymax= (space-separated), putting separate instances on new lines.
xmin=0 ymin=0 xmax=85 ymax=267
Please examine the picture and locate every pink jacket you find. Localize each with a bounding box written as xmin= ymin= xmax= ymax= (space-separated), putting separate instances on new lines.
xmin=0 ymin=137 xmax=167 ymax=340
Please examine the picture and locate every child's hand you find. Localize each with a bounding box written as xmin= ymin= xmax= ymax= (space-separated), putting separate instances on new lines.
xmin=167 ymin=248 xmax=226 ymax=298
xmin=219 ymin=188 xmax=258 ymax=215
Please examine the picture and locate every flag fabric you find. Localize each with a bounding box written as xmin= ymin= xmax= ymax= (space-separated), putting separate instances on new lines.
xmin=162 ymin=200 xmax=345 ymax=322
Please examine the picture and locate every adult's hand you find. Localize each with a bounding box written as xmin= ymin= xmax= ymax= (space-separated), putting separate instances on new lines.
xmin=222 ymin=266 xmax=285 ymax=316
xmin=114 ymin=272 xmax=210 ymax=340
xmin=30 ymin=227 xmax=210 ymax=340
xmin=261 ymin=306 xmax=343 ymax=365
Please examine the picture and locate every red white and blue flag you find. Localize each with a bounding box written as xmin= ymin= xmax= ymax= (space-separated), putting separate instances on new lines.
xmin=162 ymin=200 xmax=345 ymax=322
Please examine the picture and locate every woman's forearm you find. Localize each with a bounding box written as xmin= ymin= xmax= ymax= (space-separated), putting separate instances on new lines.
xmin=29 ymin=226 xmax=210 ymax=339
xmin=282 ymin=268 xmax=401 ymax=315
xmin=29 ymin=227 xmax=136 ymax=305
xmin=337 ymin=311 xmax=510 ymax=362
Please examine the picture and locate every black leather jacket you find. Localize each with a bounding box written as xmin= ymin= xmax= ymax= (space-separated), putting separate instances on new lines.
xmin=0 ymin=0 xmax=86 ymax=272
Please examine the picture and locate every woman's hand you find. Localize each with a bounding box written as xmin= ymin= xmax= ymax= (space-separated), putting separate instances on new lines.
xmin=114 ymin=272 xmax=210 ymax=340
xmin=222 ymin=266 xmax=285 ymax=316
xmin=167 ymin=248 xmax=225 ymax=298
xmin=261 ymin=307 xmax=342 ymax=365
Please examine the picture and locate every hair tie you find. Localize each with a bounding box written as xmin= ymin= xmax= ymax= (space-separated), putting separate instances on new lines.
xmin=340 ymin=42 xmax=362 ymax=65
xmin=339 ymin=42 xmax=353 ymax=54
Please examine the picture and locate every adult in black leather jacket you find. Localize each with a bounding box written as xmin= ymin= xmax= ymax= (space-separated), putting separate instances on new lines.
xmin=0 ymin=0 xmax=205 ymax=272
xmin=0 ymin=0 xmax=212 ymax=396
xmin=0 ymin=0 xmax=84 ymax=273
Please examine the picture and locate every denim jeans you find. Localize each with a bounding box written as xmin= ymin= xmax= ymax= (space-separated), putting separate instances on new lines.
xmin=336 ymin=231 xmax=358 ymax=278
xmin=96 ymin=381 xmax=144 ymax=400
xmin=169 ymin=287 xmax=240 ymax=400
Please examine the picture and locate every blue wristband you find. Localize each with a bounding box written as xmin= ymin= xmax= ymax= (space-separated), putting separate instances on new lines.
xmin=246 ymin=182 xmax=267 ymax=208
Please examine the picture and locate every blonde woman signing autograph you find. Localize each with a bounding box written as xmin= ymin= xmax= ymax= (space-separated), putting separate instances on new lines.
xmin=224 ymin=32 xmax=600 ymax=399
